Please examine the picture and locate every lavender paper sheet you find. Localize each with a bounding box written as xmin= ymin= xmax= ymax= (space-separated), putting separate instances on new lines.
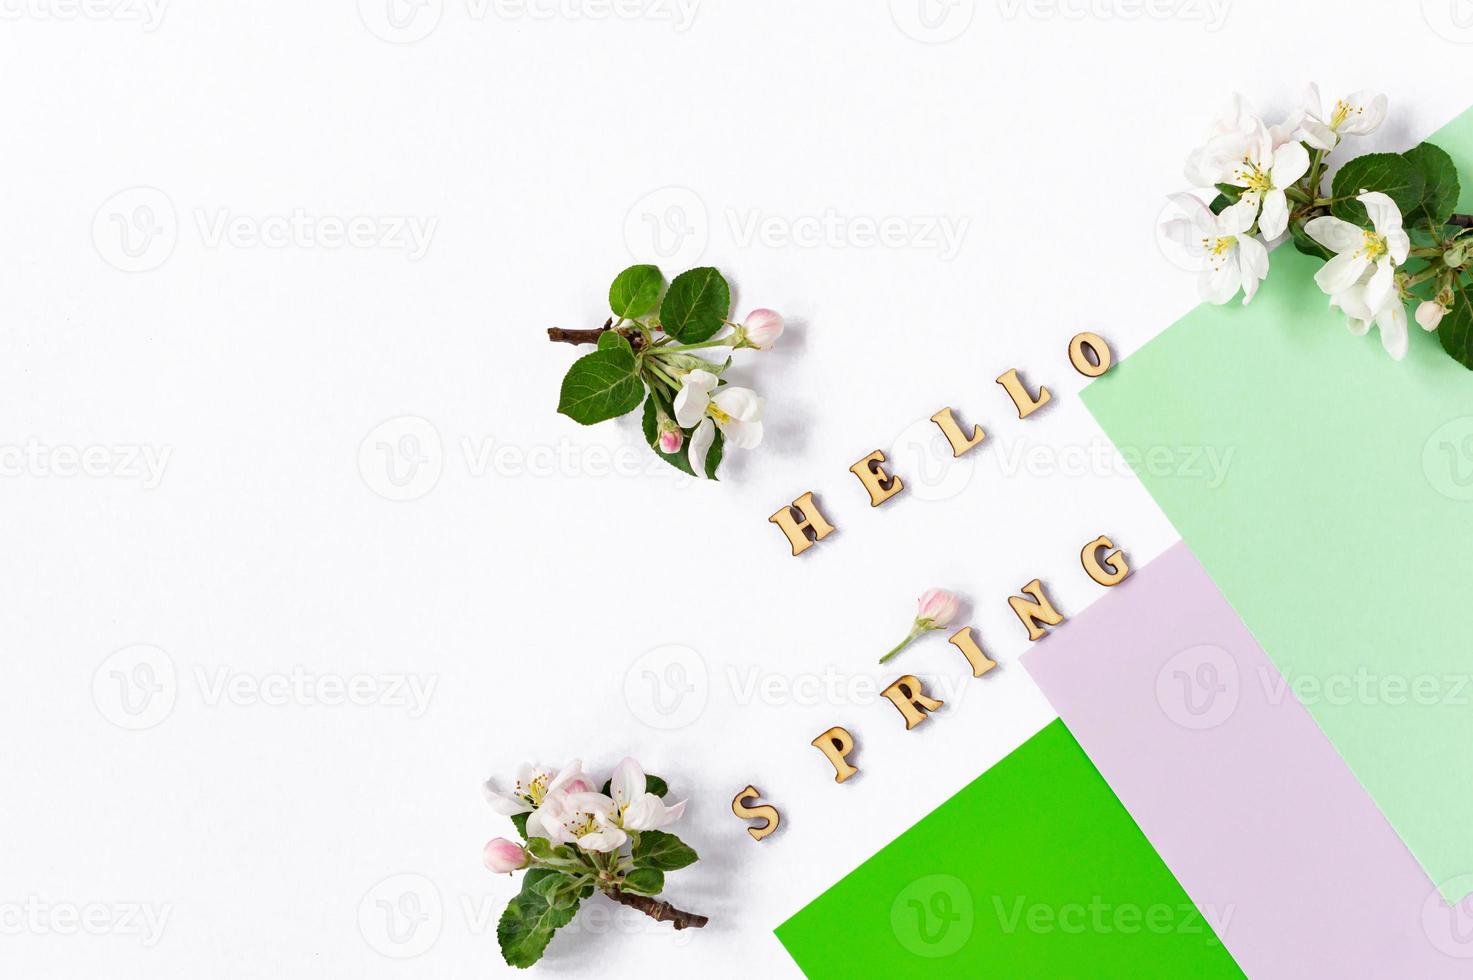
xmin=1022 ymin=541 xmax=1473 ymax=978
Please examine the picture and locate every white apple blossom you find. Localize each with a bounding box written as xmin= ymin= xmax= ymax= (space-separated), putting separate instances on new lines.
xmin=1326 ymin=269 xmax=1410 ymax=361
xmin=482 ymin=759 xmax=587 ymax=816
xmin=675 ymin=369 xmax=764 ymax=474
xmin=1305 ymin=191 xmax=1410 ymax=314
xmin=1220 ymin=120 xmax=1311 ymax=239
xmin=1184 ymin=94 xmax=1302 ymax=187
xmin=535 ymin=791 xmax=629 ymax=853
xmin=1296 ymin=84 xmax=1386 ymax=151
xmin=1162 ymin=192 xmax=1270 ymax=305
xmin=606 ymin=757 xmax=687 ymax=832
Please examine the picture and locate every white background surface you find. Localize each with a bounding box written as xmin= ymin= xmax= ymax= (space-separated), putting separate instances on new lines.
xmin=2 ymin=1 xmax=1472 ymax=976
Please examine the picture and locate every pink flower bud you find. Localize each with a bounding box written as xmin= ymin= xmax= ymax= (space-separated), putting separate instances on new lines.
xmin=1416 ymin=301 xmax=1445 ymax=332
xmin=483 ymin=837 xmax=529 ymax=874
xmin=563 ymin=777 xmax=593 ymax=794
xmin=743 ymin=309 xmax=784 ymax=349
xmin=658 ymin=428 xmax=683 ymax=454
xmin=916 ymin=588 xmax=960 ymax=628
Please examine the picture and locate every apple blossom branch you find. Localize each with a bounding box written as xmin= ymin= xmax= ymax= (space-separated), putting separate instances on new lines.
xmin=547 ymin=319 xmax=651 ymax=352
xmin=608 ymin=888 xmax=709 ymax=930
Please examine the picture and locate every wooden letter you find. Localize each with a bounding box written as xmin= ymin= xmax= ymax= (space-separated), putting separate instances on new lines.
xmin=849 ymin=450 xmax=905 ymax=507
xmin=948 ymin=626 xmax=998 ymax=678
xmin=929 ymin=407 xmax=987 ymax=458
xmin=881 ymin=675 xmax=944 ymax=730
xmin=1069 ymin=332 xmax=1114 ymax=378
xmin=1008 ymin=579 xmax=1065 ymax=640
xmin=732 ymin=785 xmax=781 ymax=842
xmin=811 ymin=726 xmax=859 ymax=783
xmin=995 ymin=368 xmax=1052 ymax=419
xmin=768 ymin=491 xmax=836 ymax=556
xmin=1081 ymin=534 xmax=1130 ymax=586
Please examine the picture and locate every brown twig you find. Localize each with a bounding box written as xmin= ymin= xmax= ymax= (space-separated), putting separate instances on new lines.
xmin=607 ymin=889 xmax=709 ymax=930
xmin=546 ymin=319 xmax=648 ymax=352
xmin=1449 ymin=214 xmax=1473 ymax=229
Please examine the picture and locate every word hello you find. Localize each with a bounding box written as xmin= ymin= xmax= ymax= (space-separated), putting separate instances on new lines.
xmin=733 ymin=333 xmax=1126 ymax=841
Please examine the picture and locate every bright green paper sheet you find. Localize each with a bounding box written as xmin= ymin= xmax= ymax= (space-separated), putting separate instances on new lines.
xmin=1084 ymin=107 xmax=1473 ymax=903
xmin=775 ymin=721 xmax=1244 ymax=977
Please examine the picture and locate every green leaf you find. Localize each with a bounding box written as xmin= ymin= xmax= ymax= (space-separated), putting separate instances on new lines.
xmin=631 ymin=829 xmax=698 ymax=871
xmin=1438 ymin=278 xmax=1473 ymax=370
xmin=599 ymin=769 xmax=671 ymax=799
xmin=497 ymin=869 xmax=580 ymax=969
xmin=655 ymin=352 xmax=724 ymax=375
xmin=1213 ymin=183 xmax=1243 ymax=204
xmin=700 ymin=427 xmax=724 ymax=480
xmin=1331 ymin=153 xmax=1423 ymax=225
xmin=510 ymin=812 xmax=529 ymax=841
xmin=596 ymin=329 xmax=629 ymax=352
xmin=525 ymin=837 xmax=586 ymax=870
xmin=1404 ymin=142 xmax=1461 ymax=228
xmin=639 ymin=395 xmax=722 ymax=480
xmin=1289 ymin=220 xmax=1333 ymax=261
xmin=1208 ymin=194 xmax=1234 ymax=216
xmin=532 ymin=871 xmax=590 ymax=909
xmin=557 ymin=346 xmax=645 ymax=425
xmin=621 ymin=868 xmax=665 ymax=896
xmin=659 ymin=267 xmax=730 ymax=342
xmin=609 ymin=264 xmax=663 ymax=319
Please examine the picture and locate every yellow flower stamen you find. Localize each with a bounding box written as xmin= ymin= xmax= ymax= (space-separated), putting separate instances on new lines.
xmin=1357 ymin=230 xmax=1387 ymax=261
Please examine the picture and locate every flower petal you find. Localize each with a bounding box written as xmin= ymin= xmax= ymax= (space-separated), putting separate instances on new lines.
xmin=545 ymin=759 xmax=582 ymax=794
xmin=1297 ymin=117 xmax=1336 ymax=151
xmin=1258 ymin=190 xmax=1289 ymax=240
xmin=1314 ymin=250 xmax=1369 ymax=296
xmin=673 ymin=371 xmax=717 ymax=428
xmin=1364 ymin=260 xmax=1394 ymax=312
xmin=1386 ymin=229 xmax=1410 ymax=266
xmin=1304 ymin=216 xmax=1361 ymax=253
xmin=1339 ymin=91 xmax=1387 ymax=135
xmin=1162 ymin=217 xmax=1206 ymax=256
xmin=1237 ymin=235 xmax=1269 ymax=304
xmin=610 ymin=757 xmax=644 ymax=810
xmin=1218 ymin=197 xmax=1259 ymax=236
xmin=723 ymin=418 xmax=764 ymax=450
xmin=483 ymin=783 xmax=533 ymax=816
xmin=711 ymin=386 xmax=763 ymax=423
xmin=1375 ymin=301 xmax=1409 ymax=361
xmin=1269 ymin=140 xmax=1310 ymax=186
xmin=1359 ymin=191 xmax=1403 ymax=235
xmin=1200 ymin=257 xmax=1241 ymax=306
xmin=687 ymin=417 xmax=715 ymax=475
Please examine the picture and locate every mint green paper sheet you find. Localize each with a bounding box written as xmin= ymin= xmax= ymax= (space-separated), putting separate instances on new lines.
xmin=1084 ymin=107 xmax=1473 ymax=903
